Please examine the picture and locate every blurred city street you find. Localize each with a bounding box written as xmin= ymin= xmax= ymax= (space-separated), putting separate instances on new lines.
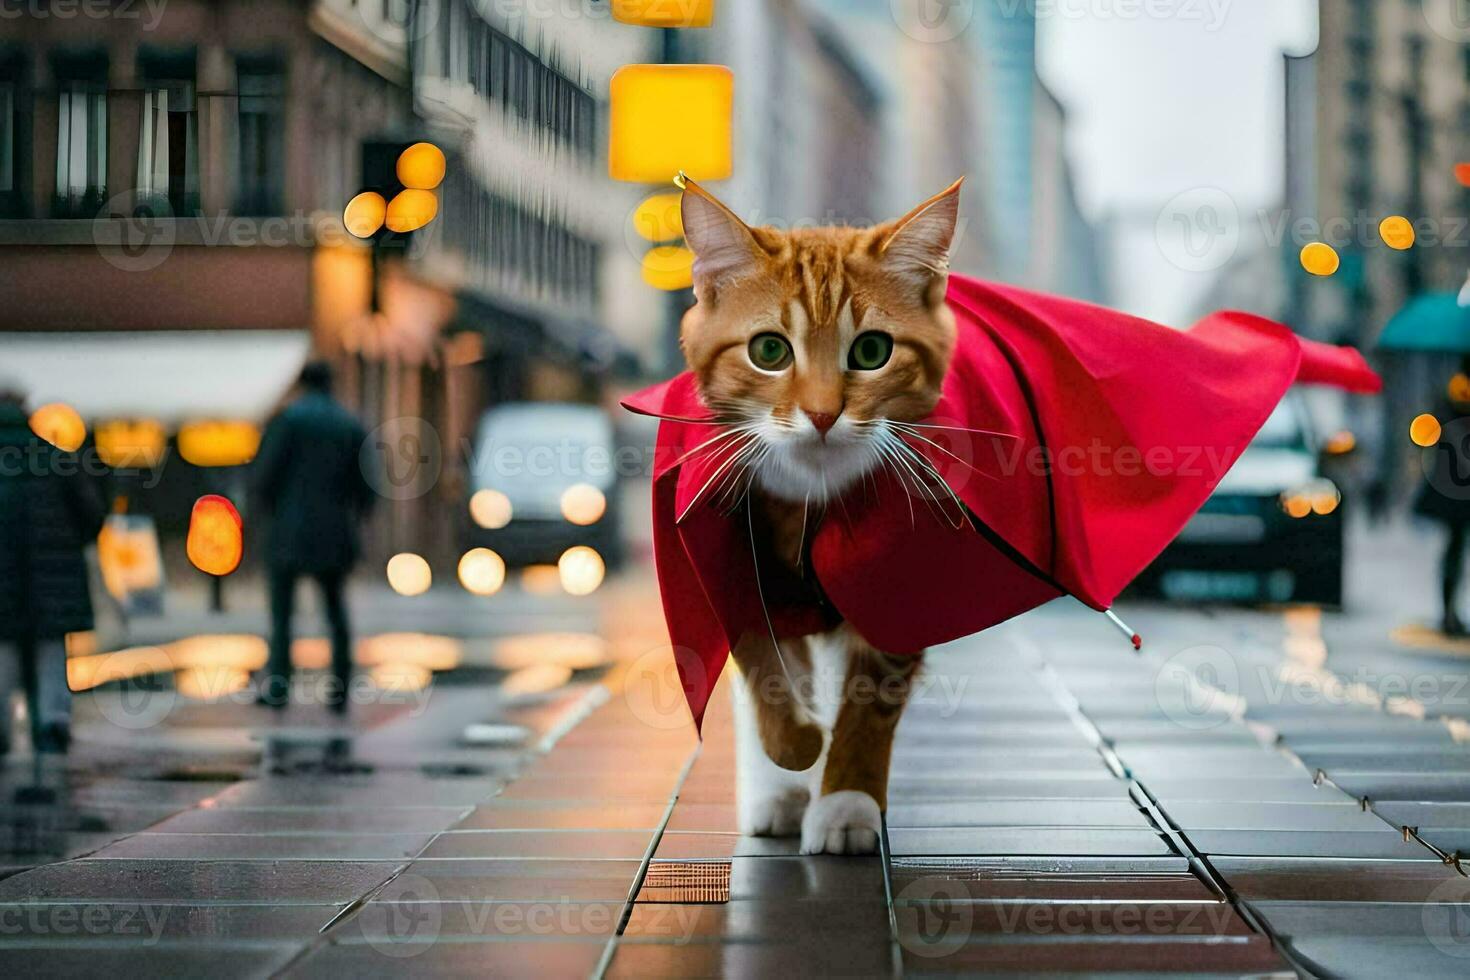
xmin=5 ymin=0 xmax=1470 ymax=977
xmin=0 ymin=517 xmax=1468 ymax=975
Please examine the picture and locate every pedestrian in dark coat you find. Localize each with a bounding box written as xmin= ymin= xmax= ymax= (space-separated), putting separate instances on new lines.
xmin=0 ymin=388 xmax=106 ymax=753
xmin=252 ymin=362 xmax=374 ymax=711
xmin=1415 ymin=375 xmax=1470 ymax=635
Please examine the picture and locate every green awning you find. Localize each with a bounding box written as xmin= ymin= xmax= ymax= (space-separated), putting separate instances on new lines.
xmin=1376 ymin=292 xmax=1470 ymax=353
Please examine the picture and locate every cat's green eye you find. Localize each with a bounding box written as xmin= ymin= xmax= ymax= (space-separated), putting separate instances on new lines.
xmin=748 ymin=333 xmax=793 ymax=371
xmin=847 ymin=331 xmax=893 ymax=371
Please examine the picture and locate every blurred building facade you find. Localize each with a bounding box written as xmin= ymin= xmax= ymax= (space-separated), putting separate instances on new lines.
xmin=0 ymin=0 xmax=421 ymax=572
xmin=714 ymin=0 xmax=1103 ymax=302
xmin=1312 ymin=0 xmax=1470 ymax=501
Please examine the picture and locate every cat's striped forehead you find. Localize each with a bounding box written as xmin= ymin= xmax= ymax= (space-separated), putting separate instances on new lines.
xmin=756 ymin=228 xmax=881 ymax=332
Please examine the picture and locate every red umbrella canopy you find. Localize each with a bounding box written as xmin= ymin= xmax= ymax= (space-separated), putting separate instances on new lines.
xmin=625 ymin=274 xmax=1380 ymax=730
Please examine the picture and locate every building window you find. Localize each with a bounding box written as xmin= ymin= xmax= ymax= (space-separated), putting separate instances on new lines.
xmin=237 ymin=57 xmax=285 ymax=215
xmin=53 ymin=81 xmax=106 ymax=217
xmin=137 ymin=49 xmax=198 ymax=215
xmin=425 ymin=0 xmax=596 ymax=163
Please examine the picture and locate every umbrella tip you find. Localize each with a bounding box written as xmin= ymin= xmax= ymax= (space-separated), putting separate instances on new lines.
xmin=1103 ymin=608 xmax=1143 ymax=654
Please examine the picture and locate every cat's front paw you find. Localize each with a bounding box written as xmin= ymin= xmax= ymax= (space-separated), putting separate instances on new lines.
xmin=800 ymin=790 xmax=881 ymax=855
xmin=740 ymin=785 xmax=810 ymax=837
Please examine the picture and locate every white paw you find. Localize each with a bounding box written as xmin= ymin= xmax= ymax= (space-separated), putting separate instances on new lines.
xmin=740 ymin=785 xmax=810 ymax=837
xmin=800 ymin=790 xmax=881 ymax=855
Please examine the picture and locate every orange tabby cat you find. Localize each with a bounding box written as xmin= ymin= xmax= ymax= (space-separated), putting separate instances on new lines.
xmin=679 ymin=178 xmax=962 ymax=854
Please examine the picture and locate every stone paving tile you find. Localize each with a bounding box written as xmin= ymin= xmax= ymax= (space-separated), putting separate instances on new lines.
xmin=0 ymin=859 xmax=402 ymax=904
xmin=1142 ymin=776 xmax=1356 ymax=804
xmin=890 ymin=749 xmax=1111 ymax=773
xmin=604 ymin=938 xmax=897 ymax=978
xmin=1297 ymin=749 xmax=1470 ymax=773
xmin=147 ymin=806 xmax=471 ymax=835
xmin=889 ymin=869 xmax=1219 ymax=903
xmin=1372 ymin=801 xmax=1470 ymax=829
xmin=1264 ymin=719 xmax=1460 ymax=742
xmin=209 ymin=775 xmax=500 ymax=809
xmin=86 ymin=831 xmax=436 ymax=862
xmin=0 ymin=901 xmax=341 ymax=942
xmin=41 ymin=779 xmax=234 ymax=809
xmin=417 ymin=830 xmax=655 ymax=861
xmin=662 ymin=803 xmax=739 ymax=833
xmin=1410 ymin=827 xmax=1470 ymax=855
xmin=399 ymin=858 xmax=645 ymax=903
xmin=885 ymin=777 xmax=1134 ymax=801
xmin=650 ymin=831 xmax=740 ymax=861
xmin=1248 ymin=898 xmax=1470 ymax=937
xmin=1324 ymin=772 xmax=1470 ymax=802
xmin=2 ymin=802 xmax=182 ymax=834
xmin=492 ymin=773 xmax=683 ymax=804
xmin=897 ymin=936 xmax=1288 ymax=975
xmin=454 ymin=802 xmax=668 ymax=831
xmin=0 ymin=830 xmax=129 ymax=865
xmin=342 ymin=900 xmax=626 ymax=943
xmin=1162 ymin=800 xmax=1388 ymax=832
xmin=891 ymin=855 xmax=1194 ymax=877
xmin=286 ymin=937 xmax=609 ymax=979
xmin=887 ymin=827 xmax=1177 ymax=858
xmin=0 ymin=945 xmax=302 ymax=979
xmin=1286 ymin=936 xmax=1470 ymax=979
xmin=623 ymin=900 xmax=890 ymax=940
xmin=886 ymin=799 xmax=1154 ymax=829
xmin=1188 ymin=829 xmax=1439 ymax=860
xmin=1214 ymin=857 xmax=1468 ymax=902
xmin=721 ymin=856 xmax=886 ymax=901
xmin=893 ymin=899 xmax=1253 ymax=940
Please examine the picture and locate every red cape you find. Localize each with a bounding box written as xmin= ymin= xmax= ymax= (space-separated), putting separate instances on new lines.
xmin=624 ymin=275 xmax=1380 ymax=730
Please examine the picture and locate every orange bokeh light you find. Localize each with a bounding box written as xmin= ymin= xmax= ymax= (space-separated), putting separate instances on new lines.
xmin=29 ymin=403 xmax=86 ymax=452
xmin=186 ymin=495 xmax=244 ymax=577
xmin=1411 ymin=413 xmax=1442 ymax=448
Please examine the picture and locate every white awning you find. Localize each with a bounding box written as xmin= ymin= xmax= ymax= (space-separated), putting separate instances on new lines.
xmin=0 ymin=331 xmax=312 ymax=424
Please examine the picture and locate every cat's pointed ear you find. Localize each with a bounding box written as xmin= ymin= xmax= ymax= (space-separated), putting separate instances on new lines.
xmin=880 ymin=178 xmax=963 ymax=303
xmin=681 ymin=180 xmax=765 ymax=300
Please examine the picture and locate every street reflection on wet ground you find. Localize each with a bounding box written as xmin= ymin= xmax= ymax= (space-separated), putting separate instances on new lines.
xmin=5 ymin=551 xmax=1470 ymax=976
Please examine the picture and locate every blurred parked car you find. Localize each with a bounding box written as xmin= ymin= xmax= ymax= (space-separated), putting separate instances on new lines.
xmin=464 ymin=402 xmax=623 ymax=572
xmin=1135 ymin=392 xmax=1347 ymax=606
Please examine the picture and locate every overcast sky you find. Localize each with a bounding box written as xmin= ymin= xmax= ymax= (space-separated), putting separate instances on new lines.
xmin=1036 ymin=0 xmax=1320 ymax=321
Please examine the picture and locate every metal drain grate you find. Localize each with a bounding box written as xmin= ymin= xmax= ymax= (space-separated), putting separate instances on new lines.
xmin=636 ymin=860 xmax=731 ymax=903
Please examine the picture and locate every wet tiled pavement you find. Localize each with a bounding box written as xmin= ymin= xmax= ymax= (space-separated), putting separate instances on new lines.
xmin=6 ymin=557 xmax=1470 ymax=975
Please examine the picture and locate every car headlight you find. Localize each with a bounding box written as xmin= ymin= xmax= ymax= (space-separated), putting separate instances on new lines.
xmin=1280 ymin=479 xmax=1340 ymax=518
xmin=560 ymin=483 xmax=607 ymax=526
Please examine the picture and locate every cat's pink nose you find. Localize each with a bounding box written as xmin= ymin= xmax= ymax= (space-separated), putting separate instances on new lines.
xmin=806 ymin=411 xmax=838 ymax=435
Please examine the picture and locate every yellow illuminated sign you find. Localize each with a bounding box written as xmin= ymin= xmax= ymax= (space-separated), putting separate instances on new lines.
xmin=609 ymin=64 xmax=733 ymax=183
xmin=610 ymin=0 xmax=715 ymax=27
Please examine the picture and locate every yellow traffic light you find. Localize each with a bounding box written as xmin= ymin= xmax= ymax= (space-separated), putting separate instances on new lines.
xmin=633 ymin=191 xmax=685 ymax=242
xmin=609 ymin=64 xmax=733 ymax=183
xmin=642 ymin=245 xmax=695 ymax=290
